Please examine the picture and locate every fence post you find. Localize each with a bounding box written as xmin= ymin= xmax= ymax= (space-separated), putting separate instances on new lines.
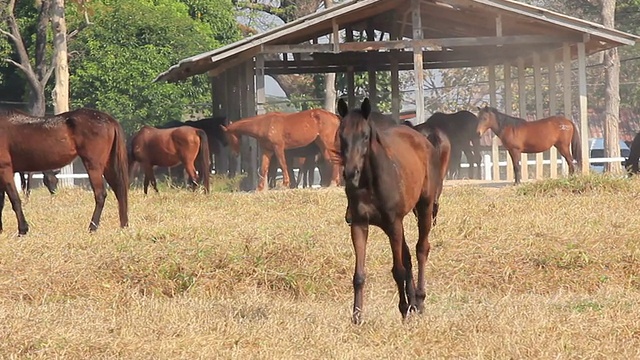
xmin=483 ymin=154 xmax=492 ymax=181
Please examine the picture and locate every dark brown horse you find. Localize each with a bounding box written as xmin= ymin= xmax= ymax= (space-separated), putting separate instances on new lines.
xmin=20 ymin=170 xmax=59 ymax=197
xmin=221 ymin=109 xmax=341 ymax=191
xmin=425 ymin=111 xmax=481 ymax=179
xmin=336 ymin=98 xmax=444 ymax=324
xmin=476 ymin=106 xmax=582 ymax=184
xmin=0 ymin=108 xmax=129 ymax=235
xmin=267 ymin=143 xmax=320 ymax=189
xmin=128 ymin=125 xmax=211 ymax=194
xmin=625 ymin=132 xmax=640 ymax=176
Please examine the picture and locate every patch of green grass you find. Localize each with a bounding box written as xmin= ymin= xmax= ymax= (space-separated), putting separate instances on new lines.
xmin=516 ymin=173 xmax=633 ymax=196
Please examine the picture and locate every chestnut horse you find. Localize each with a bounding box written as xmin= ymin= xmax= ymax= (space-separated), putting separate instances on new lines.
xmin=625 ymin=131 xmax=640 ymax=176
xmin=337 ymin=98 xmax=445 ymax=324
xmin=221 ymin=109 xmax=341 ymax=191
xmin=425 ymin=111 xmax=481 ymax=179
xmin=0 ymin=108 xmax=129 ymax=235
xmin=128 ymin=126 xmax=211 ymax=194
xmin=476 ymin=106 xmax=582 ymax=184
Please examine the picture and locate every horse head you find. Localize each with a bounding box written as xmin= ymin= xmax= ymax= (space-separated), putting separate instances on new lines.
xmin=220 ymin=125 xmax=241 ymax=155
xmin=337 ymin=98 xmax=378 ymax=188
xmin=476 ymin=105 xmax=499 ymax=136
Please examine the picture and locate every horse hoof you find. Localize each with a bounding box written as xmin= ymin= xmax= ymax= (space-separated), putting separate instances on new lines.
xmin=352 ymin=310 xmax=363 ymax=325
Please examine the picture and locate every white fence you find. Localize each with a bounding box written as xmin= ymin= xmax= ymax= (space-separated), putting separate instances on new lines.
xmin=13 ymin=155 xmax=628 ymax=191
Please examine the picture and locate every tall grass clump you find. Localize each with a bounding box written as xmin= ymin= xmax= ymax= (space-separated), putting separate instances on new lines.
xmin=515 ymin=173 xmax=637 ymax=196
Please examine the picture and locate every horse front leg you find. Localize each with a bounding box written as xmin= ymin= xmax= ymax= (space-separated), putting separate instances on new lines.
xmin=350 ymin=223 xmax=369 ymax=324
xmin=508 ymin=149 xmax=522 ymax=184
xmin=1 ymin=169 xmax=29 ymax=235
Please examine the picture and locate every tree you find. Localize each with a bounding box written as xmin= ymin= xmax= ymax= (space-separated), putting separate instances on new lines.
xmin=1 ymin=0 xmax=53 ymax=116
xmin=68 ymin=0 xmax=240 ymax=134
xmin=602 ymin=0 xmax=622 ymax=173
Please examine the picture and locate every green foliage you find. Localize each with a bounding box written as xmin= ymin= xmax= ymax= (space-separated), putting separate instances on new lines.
xmin=68 ymin=0 xmax=240 ymax=134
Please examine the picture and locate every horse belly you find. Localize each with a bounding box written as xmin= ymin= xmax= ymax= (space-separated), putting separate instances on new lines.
xmin=10 ymin=136 xmax=77 ymax=172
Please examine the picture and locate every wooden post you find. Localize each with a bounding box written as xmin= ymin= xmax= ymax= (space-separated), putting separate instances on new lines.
xmin=517 ymin=57 xmax=529 ymax=181
xmin=390 ymin=22 xmax=400 ymax=121
xmin=489 ymin=63 xmax=500 ymax=181
xmin=238 ymin=62 xmax=253 ymax=190
xmin=211 ymin=72 xmax=229 ymax=176
xmin=533 ymin=53 xmax=544 ymax=179
xmin=562 ymin=44 xmax=573 ymax=175
xmin=243 ymin=60 xmax=258 ymax=190
xmin=411 ymin=0 xmax=425 ymax=124
xmin=346 ymin=26 xmax=355 ymax=108
xmin=227 ymin=66 xmax=241 ymax=178
xmin=504 ymin=62 xmax=514 ymax=181
xmin=577 ymin=41 xmax=589 ymax=174
xmin=367 ymin=21 xmax=377 ymax=111
xmin=548 ymin=52 xmax=558 ymax=178
xmin=255 ymin=55 xmax=266 ymax=188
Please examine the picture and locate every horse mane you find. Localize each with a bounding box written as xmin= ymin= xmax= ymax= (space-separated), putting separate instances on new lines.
xmin=487 ymin=107 xmax=526 ymax=130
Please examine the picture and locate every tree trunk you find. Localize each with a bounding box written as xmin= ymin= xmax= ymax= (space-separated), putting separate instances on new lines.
xmin=52 ymin=0 xmax=74 ymax=186
xmin=601 ymin=0 xmax=621 ymax=173
xmin=323 ymin=0 xmax=336 ymax=111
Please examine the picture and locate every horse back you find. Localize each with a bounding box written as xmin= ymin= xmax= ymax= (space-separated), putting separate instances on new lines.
xmin=380 ymin=126 xmax=436 ymax=210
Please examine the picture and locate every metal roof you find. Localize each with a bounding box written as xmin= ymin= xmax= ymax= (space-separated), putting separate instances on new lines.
xmin=154 ymin=0 xmax=638 ymax=83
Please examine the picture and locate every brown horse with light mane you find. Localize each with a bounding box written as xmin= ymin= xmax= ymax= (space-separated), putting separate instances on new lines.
xmin=337 ymin=98 xmax=445 ymax=324
xmin=476 ymin=106 xmax=582 ymax=184
xmin=0 ymin=108 xmax=129 ymax=235
xmin=221 ymin=109 xmax=341 ymax=191
xmin=128 ymin=126 xmax=210 ymax=194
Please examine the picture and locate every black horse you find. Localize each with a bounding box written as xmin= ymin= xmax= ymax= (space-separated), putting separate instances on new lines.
xmin=424 ymin=111 xmax=481 ymax=179
xmin=625 ymin=132 xmax=640 ymax=176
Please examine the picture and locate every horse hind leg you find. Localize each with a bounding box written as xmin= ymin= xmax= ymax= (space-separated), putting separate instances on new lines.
xmin=415 ymin=198 xmax=433 ymax=312
xmin=85 ymin=168 xmax=108 ymax=232
xmin=556 ymin=144 xmax=576 ymax=175
xmin=384 ymin=219 xmax=416 ymax=319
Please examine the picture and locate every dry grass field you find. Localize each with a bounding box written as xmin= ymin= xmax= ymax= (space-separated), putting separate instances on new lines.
xmin=2 ymin=174 xmax=640 ymax=359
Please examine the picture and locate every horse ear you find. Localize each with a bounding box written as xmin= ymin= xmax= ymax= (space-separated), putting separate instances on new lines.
xmin=337 ymin=98 xmax=348 ymax=118
xmin=477 ymin=106 xmax=482 ymax=111
xmin=361 ymin=98 xmax=371 ymax=119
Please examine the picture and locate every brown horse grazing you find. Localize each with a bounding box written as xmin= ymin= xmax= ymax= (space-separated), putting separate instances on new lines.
xmin=0 ymin=108 xmax=129 ymax=235
xmin=476 ymin=106 xmax=582 ymax=184
xmin=337 ymin=98 xmax=444 ymax=324
xmin=425 ymin=111 xmax=481 ymax=179
xmin=625 ymin=132 xmax=640 ymax=176
xmin=128 ymin=126 xmax=211 ymax=194
xmin=221 ymin=109 xmax=341 ymax=191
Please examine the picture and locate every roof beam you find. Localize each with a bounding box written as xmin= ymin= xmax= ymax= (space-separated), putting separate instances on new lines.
xmin=261 ymin=34 xmax=581 ymax=54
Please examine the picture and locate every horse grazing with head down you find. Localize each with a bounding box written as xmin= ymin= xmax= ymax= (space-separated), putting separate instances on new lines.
xmin=336 ymin=98 xmax=446 ymax=324
xmin=128 ymin=125 xmax=211 ymax=194
xmin=476 ymin=106 xmax=582 ymax=184
xmin=0 ymin=108 xmax=129 ymax=235
xmin=425 ymin=111 xmax=481 ymax=179
xmin=221 ymin=109 xmax=341 ymax=191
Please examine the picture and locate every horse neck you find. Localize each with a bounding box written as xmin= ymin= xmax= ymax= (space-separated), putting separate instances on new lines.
xmin=227 ymin=117 xmax=267 ymax=137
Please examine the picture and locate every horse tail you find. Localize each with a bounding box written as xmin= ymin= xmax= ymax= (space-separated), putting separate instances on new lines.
xmin=110 ymin=121 xmax=130 ymax=228
xmin=423 ymin=126 xmax=451 ymax=184
xmin=571 ymin=122 xmax=583 ymax=169
xmin=196 ymin=129 xmax=211 ymax=193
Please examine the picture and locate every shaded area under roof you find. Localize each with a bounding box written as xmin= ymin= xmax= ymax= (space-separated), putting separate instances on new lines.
xmin=155 ymin=0 xmax=638 ymax=83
